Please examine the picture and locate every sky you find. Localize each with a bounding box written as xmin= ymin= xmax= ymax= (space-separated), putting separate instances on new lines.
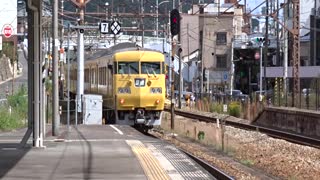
xmin=238 ymin=0 xmax=316 ymax=36
xmin=239 ymin=0 xmax=285 ymax=14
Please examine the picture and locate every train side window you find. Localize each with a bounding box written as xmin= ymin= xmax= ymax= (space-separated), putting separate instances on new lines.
xmin=113 ymin=62 xmax=117 ymax=74
xmin=107 ymin=64 xmax=113 ymax=75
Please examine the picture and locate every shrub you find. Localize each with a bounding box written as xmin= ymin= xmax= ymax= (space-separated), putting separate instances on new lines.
xmin=0 ymin=86 xmax=28 ymax=131
xmin=228 ymin=102 xmax=241 ymax=117
xmin=0 ymin=108 xmax=24 ymax=130
xmin=197 ymin=131 xmax=205 ymax=141
xmin=210 ymin=102 xmax=223 ymax=113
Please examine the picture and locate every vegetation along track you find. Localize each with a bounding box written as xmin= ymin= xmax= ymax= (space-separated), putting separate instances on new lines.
xmin=164 ymin=108 xmax=320 ymax=148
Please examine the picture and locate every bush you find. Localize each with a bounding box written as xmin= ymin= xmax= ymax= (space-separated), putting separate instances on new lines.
xmin=228 ymin=102 xmax=241 ymax=117
xmin=210 ymin=102 xmax=223 ymax=113
xmin=0 ymin=86 xmax=28 ymax=131
xmin=0 ymin=108 xmax=24 ymax=131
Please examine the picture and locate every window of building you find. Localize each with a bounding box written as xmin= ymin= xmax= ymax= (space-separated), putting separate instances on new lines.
xmin=216 ymin=55 xmax=227 ymax=68
xmin=216 ymin=32 xmax=227 ymax=45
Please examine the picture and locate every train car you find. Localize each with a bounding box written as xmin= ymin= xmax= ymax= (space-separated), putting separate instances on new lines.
xmin=68 ymin=43 xmax=166 ymax=130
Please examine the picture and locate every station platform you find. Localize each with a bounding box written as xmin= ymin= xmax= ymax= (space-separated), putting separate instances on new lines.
xmin=0 ymin=125 xmax=215 ymax=180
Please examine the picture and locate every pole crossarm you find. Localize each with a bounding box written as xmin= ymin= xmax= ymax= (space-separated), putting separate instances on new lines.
xmin=69 ymin=25 xmax=99 ymax=29
xmin=63 ymin=12 xmax=169 ymax=18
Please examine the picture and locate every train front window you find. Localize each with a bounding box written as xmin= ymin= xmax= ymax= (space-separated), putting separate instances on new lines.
xmin=141 ymin=62 xmax=161 ymax=75
xmin=117 ymin=62 xmax=139 ymax=74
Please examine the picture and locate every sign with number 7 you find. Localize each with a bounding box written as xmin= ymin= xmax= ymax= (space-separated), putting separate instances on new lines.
xmin=100 ymin=21 xmax=109 ymax=34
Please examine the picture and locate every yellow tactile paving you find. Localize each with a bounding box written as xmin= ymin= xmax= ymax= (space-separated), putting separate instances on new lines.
xmin=126 ymin=140 xmax=171 ymax=180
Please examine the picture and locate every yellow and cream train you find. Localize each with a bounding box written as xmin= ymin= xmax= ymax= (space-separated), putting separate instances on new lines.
xmin=68 ymin=43 xmax=166 ymax=129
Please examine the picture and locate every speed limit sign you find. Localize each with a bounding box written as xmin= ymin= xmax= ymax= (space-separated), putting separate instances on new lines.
xmin=99 ymin=21 xmax=109 ymax=34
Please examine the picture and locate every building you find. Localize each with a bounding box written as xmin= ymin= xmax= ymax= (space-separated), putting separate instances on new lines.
xmin=264 ymin=0 xmax=320 ymax=81
xmin=1 ymin=1 xmax=18 ymax=50
xmin=180 ymin=3 xmax=246 ymax=93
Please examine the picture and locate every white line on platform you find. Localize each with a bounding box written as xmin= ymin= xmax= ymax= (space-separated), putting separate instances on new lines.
xmin=1 ymin=148 xmax=17 ymax=150
xmin=0 ymin=139 xmax=124 ymax=143
xmin=110 ymin=125 xmax=124 ymax=135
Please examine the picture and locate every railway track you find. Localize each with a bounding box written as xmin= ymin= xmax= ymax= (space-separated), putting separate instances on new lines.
xmin=164 ymin=108 xmax=320 ymax=149
xmin=147 ymin=129 xmax=235 ymax=180
xmin=178 ymin=147 xmax=235 ymax=180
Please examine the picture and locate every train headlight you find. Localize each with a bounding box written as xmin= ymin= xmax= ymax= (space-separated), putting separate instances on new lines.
xmin=118 ymin=87 xmax=131 ymax=94
xmin=150 ymin=87 xmax=162 ymax=94
xmin=155 ymin=99 xmax=160 ymax=104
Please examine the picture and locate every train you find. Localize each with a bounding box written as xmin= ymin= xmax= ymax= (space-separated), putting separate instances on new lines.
xmin=67 ymin=43 xmax=166 ymax=130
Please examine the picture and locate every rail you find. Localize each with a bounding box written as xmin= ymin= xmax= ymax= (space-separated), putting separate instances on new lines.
xmin=149 ymin=128 xmax=234 ymax=180
xmin=164 ymin=108 xmax=320 ymax=148
xmin=179 ymin=147 xmax=235 ymax=180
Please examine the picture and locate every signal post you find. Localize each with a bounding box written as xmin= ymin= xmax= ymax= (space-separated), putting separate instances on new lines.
xmin=170 ymin=9 xmax=180 ymax=130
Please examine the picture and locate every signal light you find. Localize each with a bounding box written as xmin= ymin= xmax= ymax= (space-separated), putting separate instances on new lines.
xmin=256 ymin=37 xmax=271 ymax=46
xmin=170 ymin=9 xmax=180 ymax=36
xmin=256 ymin=37 xmax=265 ymax=42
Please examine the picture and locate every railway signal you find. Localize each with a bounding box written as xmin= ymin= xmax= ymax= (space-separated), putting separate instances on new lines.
xmin=256 ymin=37 xmax=265 ymax=43
xmin=256 ymin=37 xmax=270 ymax=46
xmin=170 ymin=9 xmax=180 ymax=36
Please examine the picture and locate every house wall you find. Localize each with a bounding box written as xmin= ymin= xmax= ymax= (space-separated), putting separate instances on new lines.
xmin=202 ymin=16 xmax=233 ymax=70
xmin=180 ymin=15 xmax=199 ymax=59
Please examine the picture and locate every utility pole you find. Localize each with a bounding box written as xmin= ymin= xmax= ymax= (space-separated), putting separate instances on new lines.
xmin=67 ymin=23 xmax=71 ymax=130
xmin=59 ymin=0 xmax=65 ymax=100
xmin=276 ymin=0 xmax=280 ymax=67
xmin=77 ymin=2 xmax=85 ymax=120
xmin=156 ymin=0 xmax=159 ymax=38
xmin=283 ymin=0 xmax=288 ymax=107
xmin=178 ymin=2 xmax=182 ymax=109
xmin=259 ymin=42 xmax=263 ymax=101
xmin=187 ymin=23 xmax=190 ymax=86
xmin=292 ymin=0 xmax=301 ymax=107
xmin=230 ymin=37 xmax=234 ymax=95
xmin=140 ymin=0 xmax=144 ymax=47
xmin=313 ymin=0 xmax=317 ymax=65
xmin=264 ymin=0 xmax=269 ymax=92
xmin=52 ymin=0 xmax=60 ymax=136
xmin=112 ymin=0 xmax=116 ymax=45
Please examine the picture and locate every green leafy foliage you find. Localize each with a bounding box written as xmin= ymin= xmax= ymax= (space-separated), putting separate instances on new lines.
xmin=228 ymin=102 xmax=241 ymax=117
xmin=0 ymin=86 xmax=28 ymax=131
xmin=210 ymin=102 xmax=223 ymax=113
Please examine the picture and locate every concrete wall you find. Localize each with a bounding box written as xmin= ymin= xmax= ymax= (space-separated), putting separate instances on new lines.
xmin=0 ymin=55 xmax=13 ymax=82
xmin=161 ymin=112 xmax=239 ymax=151
xmin=255 ymin=107 xmax=320 ymax=138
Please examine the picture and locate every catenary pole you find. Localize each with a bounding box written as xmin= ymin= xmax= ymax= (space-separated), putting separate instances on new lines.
xmin=264 ymin=0 xmax=269 ymax=92
xmin=52 ymin=0 xmax=60 ymax=136
xmin=67 ymin=23 xmax=70 ymax=130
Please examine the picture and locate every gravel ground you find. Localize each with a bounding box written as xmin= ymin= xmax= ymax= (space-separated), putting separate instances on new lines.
xmin=154 ymin=110 xmax=320 ymax=180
